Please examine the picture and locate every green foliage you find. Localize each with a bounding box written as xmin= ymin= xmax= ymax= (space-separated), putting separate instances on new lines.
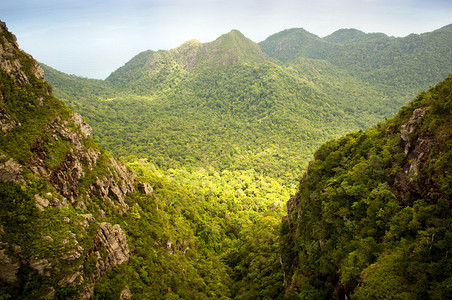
xmin=260 ymin=27 xmax=452 ymax=99
xmin=0 ymin=69 xmax=71 ymax=163
xmin=43 ymin=137 xmax=73 ymax=169
xmin=0 ymin=182 xmax=40 ymax=249
xmin=44 ymin=55 xmax=398 ymax=187
xmin=281 ymin=75 xmax=452 ymax=298
xmin=43 ymin=26 xmax=448 ymax=186
xmin=2 ymin=22 xmax=451 ymax=299
xmin=85 ymin=158 xmax=292 ymax=298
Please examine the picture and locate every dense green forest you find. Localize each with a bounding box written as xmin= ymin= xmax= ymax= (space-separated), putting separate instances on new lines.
xmin=260 ymin=25 xmax=452 ymax=97
xmin=281 ymin=75 xmax=452 ymax=298
xmin=43 ymin=26 xmax=452 ymax=182
xmin=1 ymin=20 xmax=451 ymax=299
xmin=1 ymin=22 xmax=288 ymax=298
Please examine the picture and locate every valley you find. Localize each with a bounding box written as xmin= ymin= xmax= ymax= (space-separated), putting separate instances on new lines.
xmin=0 ymin=20 xmax=451 ymax=299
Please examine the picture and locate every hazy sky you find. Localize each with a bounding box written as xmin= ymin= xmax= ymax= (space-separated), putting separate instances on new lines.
xmin=1 ymin=0 xmax=451 ymax=79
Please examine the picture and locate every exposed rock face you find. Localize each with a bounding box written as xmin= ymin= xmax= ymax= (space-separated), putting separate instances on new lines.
xmin=88 ymin=222 xmax=130 ymax=281
xmin=48 ymin=145 xmax=101 ymax=204
xmin=0 ymin=245 xmax=20 ymax=285
xmin=395 ymin=106 xmax=437 ymax=202
xmin=0 ymin=21 xmax=45 ymax=87
xmin=71 ymin=112 xmax=92 ymax=138
xmin=0 ymin=106 xmax=18 ymax=135
xmin=35 ymin=194 xmax=50 ymax=211
xmin=50 ymin=150 xmax=85 ymax=201
xmin=120 ymin=286 xmax=133 ymax=300
xmin=138 ymin=181 xmax=153 ymax=195
xmin=400 ymin=108 xmax=426 ymax=154
xmin=89 ymin=157 xmax=136 ymax=210
xmin=0 ymin=157 xmax=23 ymax=182
xmin=23 ymin=110 xmax=136 ymax=209
xmin=60 ymin=231 xmax=84 ymax=262
xmin=26 ymin=113 xmax=99 ymax=186
xmin=108 ymin=157 xmax=136 ymax=193
xmin=29 ymin=257 xmax=51 ymax=276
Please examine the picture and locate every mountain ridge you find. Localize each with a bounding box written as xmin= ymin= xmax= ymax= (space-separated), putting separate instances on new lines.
xmin=437 ymin=23 xmax=452 ymax=31
xmin=105 ymin=29 xmax=267 ymax=89
xmin=44 ymin=24 xmax=452 ymax=180
xmin=260 ymin=25 xmax=452 ymax=97
xmin=323 ymin=28 xmax=389 ymax=44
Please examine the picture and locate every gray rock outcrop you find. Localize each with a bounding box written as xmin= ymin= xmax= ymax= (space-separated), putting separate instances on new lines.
xmin=0 ymin=22 xmax=45 ymax=87
xmin=0 ymin=157 xmax=23 ymax=183
xmin=400 ymin=107 xmax=426 ymax=154
xmin=88 ymin=222 xmax=130 ymax=281
xmin=0 ymin=105 xmax=18 ymax=135
xmin=0 ymin=246 xmax=20 ymax=284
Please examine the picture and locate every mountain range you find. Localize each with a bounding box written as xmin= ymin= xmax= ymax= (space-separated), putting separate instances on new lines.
xmin=42 ymin=24 xmax=452 ymax=185
xmin=0 ymin=20 xmax=451 ymax=299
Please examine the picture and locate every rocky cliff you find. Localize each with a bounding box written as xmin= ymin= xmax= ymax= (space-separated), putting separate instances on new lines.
xmin=0 ymin=21 xmax=138 ymax=299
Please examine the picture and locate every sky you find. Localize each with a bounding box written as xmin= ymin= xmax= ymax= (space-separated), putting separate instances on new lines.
xmin=1 ymin=0 xmax=451 ymax=79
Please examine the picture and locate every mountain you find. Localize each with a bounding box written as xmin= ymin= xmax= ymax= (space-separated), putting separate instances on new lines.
xmin=260 ymin=26 xmax=452 ymax=97
xmin=105 ymin=29 xmax=267 ymax=93
xmin=281 ymin=75 xmax=452 ymax=298
xmin=1 ymin=20 xmax=451 ymax=299
xmin=43 ymin=28 xmax=417 ymax=184
xmin=323 ymin=28 xmax=385 ymax=44
xmin=0 ymin=21 xmax=242 ymax=299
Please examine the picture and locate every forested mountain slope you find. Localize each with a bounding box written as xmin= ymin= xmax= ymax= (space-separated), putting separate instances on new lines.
xmin=281 ymin=75 xmax=452 ymax=299
xmin=1 ymin=21 xmax=283 ymax=299
xmin=0 ymin=20 xmax=137 ymax=298
xmin=1 ymin=20 xmax=451 ymax=300
xmin=40 ymin=26 xmax=450 ymax=183
xmin=260 ymin=25 xmax=452 ymax=98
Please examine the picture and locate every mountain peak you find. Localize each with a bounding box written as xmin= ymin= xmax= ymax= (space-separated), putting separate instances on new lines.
xmin=323 ymin=28 xmax=366 ymax=43
xmin=226 ymin=29 xmax=245 ymax=36
xmin=200 ymin=29 xmax=266 ymax=65
xmin=323 ymin=28 xmax=390 ymax=43
xmin=265 ymin=28 xmax=321 ymax=41
xmin=258 ymin=28 xmax=323 ymax=62
xmin=180 ymin=39 xmax=201 ymax=46
xmin=213 ymin=29 xmax=253 ymax=47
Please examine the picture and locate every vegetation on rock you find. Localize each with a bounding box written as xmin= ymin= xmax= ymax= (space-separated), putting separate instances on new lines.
xmin=281 ymin=75 xmax=452 ymax=298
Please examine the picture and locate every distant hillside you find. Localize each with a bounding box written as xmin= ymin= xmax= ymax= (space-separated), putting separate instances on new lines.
xmin=43 ymin=28 xmax=416 ymax=182
xmin=41 ymin=63 xmax=115 ymax=100
xmin=323 ymin=28 xmax=386 ymax=44
xmin=281 ymin=75 xmax=452 ymax=298
xmin=260 ymin=26 xmax=452 ymax=97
